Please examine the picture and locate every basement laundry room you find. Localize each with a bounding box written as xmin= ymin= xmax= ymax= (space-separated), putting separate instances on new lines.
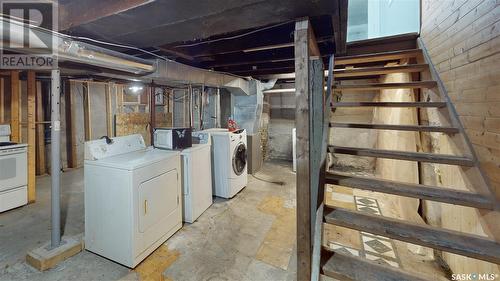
xmin=1 ymin=1 xmax=500 ymax=281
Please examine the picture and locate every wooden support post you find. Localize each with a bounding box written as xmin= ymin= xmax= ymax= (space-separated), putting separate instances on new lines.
xmin=27 ymin=70 xmax=36 ymax=202
xmin=83 ymin=82 xmax=91 ymax=141
xmin=10 ymin=71 xmax=20 ymax=142
xmin=294 ymin=19 xmax=322 ymax=281
xmin=0 ymin=77 xmax=4 ymax=124
xmin=36 ymin=81 xmax=46 ymax=175
xmin=105 ymin=83 xmax=113 ymax=137
xmin=150 ymin=86 xmax=156 ymax=145
xmin=64 ymin=80 xmax=77 ymax=168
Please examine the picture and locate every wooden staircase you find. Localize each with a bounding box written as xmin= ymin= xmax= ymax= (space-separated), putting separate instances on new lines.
xmin=313 ymin=41 xmax=500 ymax=280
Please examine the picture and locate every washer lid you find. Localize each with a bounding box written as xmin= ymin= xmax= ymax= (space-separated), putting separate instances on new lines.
xmin=85 ymin=147 xmax=179 ymax=170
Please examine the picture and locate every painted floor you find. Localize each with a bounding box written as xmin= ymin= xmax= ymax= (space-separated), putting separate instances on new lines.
xmin=0 ymin=161 xmax=297 ymax=281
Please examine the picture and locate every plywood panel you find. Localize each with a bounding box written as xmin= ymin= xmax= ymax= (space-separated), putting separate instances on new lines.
xmin=115 ymin=112 xmax=172 ymax=146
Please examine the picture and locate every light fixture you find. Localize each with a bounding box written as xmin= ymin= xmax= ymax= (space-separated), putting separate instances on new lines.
xmin=128 ymin=85 xmax=144 ymax=94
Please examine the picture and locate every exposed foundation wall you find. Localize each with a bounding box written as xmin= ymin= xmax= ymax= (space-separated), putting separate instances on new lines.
xmin=421 ymin=0 xmax=500 ymax=273
xmin=266 ymin=91 xmax=295 ymax=161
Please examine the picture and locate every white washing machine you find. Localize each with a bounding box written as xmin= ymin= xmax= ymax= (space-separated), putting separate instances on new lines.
xmin=84 ymin=134 xmax=182 ymax=268
xmin=207 ymin=129 xmax=248 ymax=198
xmin=180 ymin=143 xmax=213 ymax=223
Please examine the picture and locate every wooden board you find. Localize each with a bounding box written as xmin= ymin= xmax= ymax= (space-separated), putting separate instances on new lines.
xmin=326 ymin=172 xmax=494 ymax=209
xmin=335 ymin=49 xmax=422 ymax=65
xmin=335 ymin=64 xmax=428 ymax=78
xmin=10 ymin=71 xmax=20 ymax=142
xmin=0 ymin=77 xmax=4 ymax=124
xmin=334 ymin=81 xmax=437 ymax=91
xmin=332 ymin=102 xmax=446 ymax=108
xmin=115 ymin=112 xmax=172 ymax=146
xmin=35 ymin=81 xmax=46 ymax=175
xmin=322 ymin=249 xmax=428 ymax=281
xmin=329 ymin=145 xmax=474 ymax=166
xmin=27 ymin=71 xmax=36 ymax=203
xmin=294 ymin=19 xmax=316 ymax=281
xmin=324 ymin=206 xmax=500 ymax=264
xmin=330 ymin=122 xmax=459 ymax=133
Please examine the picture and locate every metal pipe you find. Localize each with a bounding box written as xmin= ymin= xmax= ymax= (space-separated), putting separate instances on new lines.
xmin=50 ymin=69 xmax=61 ymax=248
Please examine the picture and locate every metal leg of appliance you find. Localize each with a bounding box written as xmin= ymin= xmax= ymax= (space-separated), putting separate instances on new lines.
xmin=50 ymin=69 xmax=61 ymax=248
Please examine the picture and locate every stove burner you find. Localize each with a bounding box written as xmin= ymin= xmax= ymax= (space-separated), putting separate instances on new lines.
xmin=0 ymin=142 xmax=17 ymax=147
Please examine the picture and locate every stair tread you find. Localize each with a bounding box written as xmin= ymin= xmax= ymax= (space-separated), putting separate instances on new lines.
xmin=328 ymin=145 xmax=474 ymax=166
xmin=335 ymin=49 xmax=423 ymax=65
xmin=329 ymin=122 xmax=459 ymax=133
xmin=324 ymin=206 xmax=500 ymax=264
xmin=334 ymin=81 xmax=437 ymax=91
xmin=322 ymin=248 xmax=428 ymax=281
xmin=332 ymin=102 xmax=446 ymax=108
xmin=334 ymin=64 xmax=428 ymax=78
xmin=326 ymin=172 xmax=494 ymax=209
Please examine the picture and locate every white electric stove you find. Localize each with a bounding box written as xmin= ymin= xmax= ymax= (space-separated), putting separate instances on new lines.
xmin=0 ymin=125 xmax=28 ymax=212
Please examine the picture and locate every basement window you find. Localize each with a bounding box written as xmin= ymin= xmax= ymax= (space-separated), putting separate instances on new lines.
xmin=347 ymin=0 xmax=420 ymax=42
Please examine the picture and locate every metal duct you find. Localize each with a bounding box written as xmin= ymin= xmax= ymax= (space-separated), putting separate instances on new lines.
xmin=1 ymin=17 xmax=254 ymax=94
xmin=0 ymin=17 xmax=155 ymax=75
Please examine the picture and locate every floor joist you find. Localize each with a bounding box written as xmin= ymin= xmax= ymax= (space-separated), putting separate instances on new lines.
xmin=326 ymin=172 xmax=494 ymax=209
xmin=324 ymin=206 xmax=500 ymax=264
xmin=328 ymin=145 xmax=474 ymax=166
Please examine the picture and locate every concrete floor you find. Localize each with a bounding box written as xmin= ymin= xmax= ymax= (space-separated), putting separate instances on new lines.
xmin=0 ymin=161 xmax=297 ymax=281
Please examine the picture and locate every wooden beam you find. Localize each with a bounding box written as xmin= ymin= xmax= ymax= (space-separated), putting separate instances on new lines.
xmin=0 ymin=77 xmax=4 ymax=124
xmin=64 ymin=80 xmax=77 ymax=168
xmin=326 ymin=172 xmax=494 ymax=209
xmin=334 ymin=81 xmax=437 ymax=91
xmin=322 ymin=249 xmax=428 ymax=281
xmin=27 ymin=70 xmax=36 ymax=203
xmin=295 ymin=18 xmax=323 ymax=281
xmin=329 ymin=122 xmax=459 ymax=133
xmin=334 ymin=64 xmax=428 ymax=78
xmin=105 ymin=84 xmax=113 ymax=137
xmin=10 ymin=71 xmax=20 ymax=142
xmin=335 ymin=49 xmax=422 ymax=65
xmin=328 ymin=145 xmax=475 ymax=166
xmin=83 ymin=82 xmax=91 ymax=141
xmin=36 ymin=81 xmax=46 ymax=175
xmin=324 ymin=206 xmax=500 ymax=264
xmin=332 ymin=102 xmax=446 ymax=108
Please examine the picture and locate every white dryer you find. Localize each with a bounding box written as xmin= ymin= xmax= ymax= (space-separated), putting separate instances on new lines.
xmin=84 ymin=134 xmax=182 ymax=268
xmin=208 ymin=129 xmax=248 ymax=198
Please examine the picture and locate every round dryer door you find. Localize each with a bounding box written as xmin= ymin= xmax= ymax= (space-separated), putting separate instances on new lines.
xmin=232 ymin=143 xmax=247 ymax=176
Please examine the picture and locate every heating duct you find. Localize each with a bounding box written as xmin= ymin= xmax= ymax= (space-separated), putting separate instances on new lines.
xmin=0 ymin=17 xmax=253 ymax=95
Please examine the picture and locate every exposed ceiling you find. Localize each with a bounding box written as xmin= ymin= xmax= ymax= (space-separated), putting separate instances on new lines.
xmin=59 ymin=0 xmax=348 ymax=78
